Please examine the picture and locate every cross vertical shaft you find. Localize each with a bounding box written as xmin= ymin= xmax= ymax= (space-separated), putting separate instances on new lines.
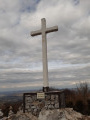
xmin=41 ymin=19 xmax=49 ymax=91
xmin=31 ymin=18 xmax=58 ymax=92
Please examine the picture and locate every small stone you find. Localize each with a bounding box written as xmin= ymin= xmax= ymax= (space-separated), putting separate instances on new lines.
xmin=51 ymin=101 xmax=55 ymax=105
xmin=26 ymin=105 xmax=30 ymax=109
xmin=50 ymin=105 xmax=54 ymax=109
xmin=45 ymin=105 xmax=48 ymax=109
xmin=55 ymin=100 xmax=59 ymax=103
xmin=55 ymin=95 xmax=59 ymax=100
xmin=55 ymin=103 xmax=59 ymax=108
xmin=34 ymin=109 xmax=37 ymax=112
xmin=25 ymin=97 xmax=33 ymax=102
xmin=48 ymin=105 xmax=52 ymax=109
xmin=45 ymin=101 xmax=50 ymax=105
xmin=25 ymin=110 xmax=28 ymax=113
xmin=51 ymin=95 xmax=55 ymax=100
xmin=32 ymin=95 xmax=37 ymax=101
xmin=26 ymin=103 xmax=31 ymax=106
xmin=46 ymin=95 xmax=50 ymax=100
xmin=31 ymin=106 xmax=37 ymax=109
xmin=28 ymin=109 xmax=32 ymax=112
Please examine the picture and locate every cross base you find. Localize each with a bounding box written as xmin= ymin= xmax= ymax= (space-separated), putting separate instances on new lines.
xmin=23 ymin=91 xmax=65 ymax=115
xmin=43 ymin=87 xmax=49 ymax=92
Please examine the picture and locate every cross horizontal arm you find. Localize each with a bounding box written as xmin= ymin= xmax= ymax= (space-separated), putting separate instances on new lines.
xmin=46 ymin=26 xmax=58 ymax=34
xmin=31 ymin=30 xmax=41 ymax=36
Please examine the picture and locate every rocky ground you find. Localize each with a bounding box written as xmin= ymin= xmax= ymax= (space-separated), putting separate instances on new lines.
xmin=1 ymin=108 xmax=90 ymax=120
xmin=39 ymin=108 xmax=90 ymax=120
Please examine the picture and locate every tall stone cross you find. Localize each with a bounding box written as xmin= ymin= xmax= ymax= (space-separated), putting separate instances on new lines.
xmin=31 ymin=18 xmax=58 ymax=92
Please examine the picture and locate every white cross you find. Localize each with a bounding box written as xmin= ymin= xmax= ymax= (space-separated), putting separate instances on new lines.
xmin=31 ymin=18 xmax=58 ymax=92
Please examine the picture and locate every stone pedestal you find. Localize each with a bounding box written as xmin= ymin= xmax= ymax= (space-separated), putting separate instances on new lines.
xmin=23 ymin=91 xmax=65 ymax=116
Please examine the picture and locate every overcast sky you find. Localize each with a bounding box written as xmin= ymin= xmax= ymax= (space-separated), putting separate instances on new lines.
xmin=0 ymin=0 xmax=90 ymax=92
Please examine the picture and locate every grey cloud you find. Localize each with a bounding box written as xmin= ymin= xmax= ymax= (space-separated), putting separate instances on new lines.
xmin=0 ymin=0 xmax=90 ymax=91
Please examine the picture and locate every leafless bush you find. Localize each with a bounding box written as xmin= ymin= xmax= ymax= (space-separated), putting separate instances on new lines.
xmin=76 ymin=82 xmax=89 ymax=103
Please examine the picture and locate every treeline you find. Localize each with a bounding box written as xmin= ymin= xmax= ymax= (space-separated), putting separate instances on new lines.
xmin=65 ymin=82 xmax=90 ymax=115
